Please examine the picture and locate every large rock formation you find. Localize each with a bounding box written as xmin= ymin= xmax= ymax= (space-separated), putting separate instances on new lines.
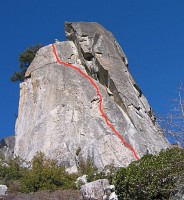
xmin=14 ymin=22 xmax=170 ymax=171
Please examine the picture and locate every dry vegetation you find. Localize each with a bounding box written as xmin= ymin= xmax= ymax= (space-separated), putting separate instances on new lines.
xmin=0 ymin=189 xmax=81 ymax=200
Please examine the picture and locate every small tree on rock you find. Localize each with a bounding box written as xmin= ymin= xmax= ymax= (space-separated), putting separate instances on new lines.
xmin=11 ymin=44 xmax=43 ymax=82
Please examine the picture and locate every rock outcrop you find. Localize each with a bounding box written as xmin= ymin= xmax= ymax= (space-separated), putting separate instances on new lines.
xmin=169 ymin=181 xmax=184 ymax=200
xmin=81 ymin=179 xmax=109 ymax=200
xmin=14 ymin=22 xmax=170 ymax=171
xmin=103 ymin=185 xmax=118 ymax=200
xmin=0 ymin=185 xmax=8 ymax=196
xmin=0 ymin=136 xmax=15 ymax=161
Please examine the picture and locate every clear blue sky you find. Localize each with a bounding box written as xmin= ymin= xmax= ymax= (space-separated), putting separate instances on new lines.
xmin=0 ymin=0 xmax=184 ymax=140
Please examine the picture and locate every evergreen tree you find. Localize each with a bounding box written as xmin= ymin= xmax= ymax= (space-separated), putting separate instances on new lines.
xmin=11 ymin=44 xmax=43 ymax=82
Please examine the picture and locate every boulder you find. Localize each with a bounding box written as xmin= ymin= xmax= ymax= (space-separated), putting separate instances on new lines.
xmin=76 ymin=175 xmax=88 ymax=188
xmin=81 ymin=179 xmax=109 ymax=200
xmin=103 ymin=185 xmax=118 ymax=200
xmin=0 ymin=185 xmax=8 ymax=196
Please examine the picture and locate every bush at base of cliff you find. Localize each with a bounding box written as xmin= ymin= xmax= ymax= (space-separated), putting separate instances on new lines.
xmin=78 ymin=157 xmax=116 ymax=184
xmin=20 ymin=153 xmax=78 ymax=193
xmin=0 ymin=153 xmax=117 ymax=193
xmin=0 ymin=157 xmax=25 ymax=187
xmin=113 ymin=147 xmax=184 ymax=200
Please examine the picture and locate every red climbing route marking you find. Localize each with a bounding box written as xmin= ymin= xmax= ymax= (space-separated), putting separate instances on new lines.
xmin=52 ymin=43 xmax=140 ymax=160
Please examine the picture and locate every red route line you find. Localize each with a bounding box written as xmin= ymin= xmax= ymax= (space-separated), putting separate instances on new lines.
xmin=51 ymin=43 xmax=140 ymax=160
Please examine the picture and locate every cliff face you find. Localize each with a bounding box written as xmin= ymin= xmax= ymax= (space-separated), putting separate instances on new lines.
xmin=14 ymin=22 xmax=170 ymax=171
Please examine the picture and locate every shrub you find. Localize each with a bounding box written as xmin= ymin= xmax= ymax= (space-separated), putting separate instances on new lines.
xmin=78 ymin=157 xmax=98 ymax=182
xmin=0 ymin=152 xmax=117 ymax=193
xmin=102 ymin=164 xmax=117 ymax=184
xmin=20 ymin=152 xmax=78 ymax=193
xmin=0 ymin=156 xmax=25 ymax=182
xmin=113 ymin=147 xmax=184 ymax=200
xmin=0 ymin=153 xmax=79 ymax=193
xmin=78 ymin=157 xmax=116 ymax=183
xmin=0 ymin=156 xmax=25 ymax=192
xmin=11 ymin=44 xmax=43 ymax=82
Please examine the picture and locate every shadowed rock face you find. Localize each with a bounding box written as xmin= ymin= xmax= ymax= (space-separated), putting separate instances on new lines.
xmin=14 ymin=22 xmax=170 ymax=171
xmin=0 ymin=136 xmax=15 ymax=161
